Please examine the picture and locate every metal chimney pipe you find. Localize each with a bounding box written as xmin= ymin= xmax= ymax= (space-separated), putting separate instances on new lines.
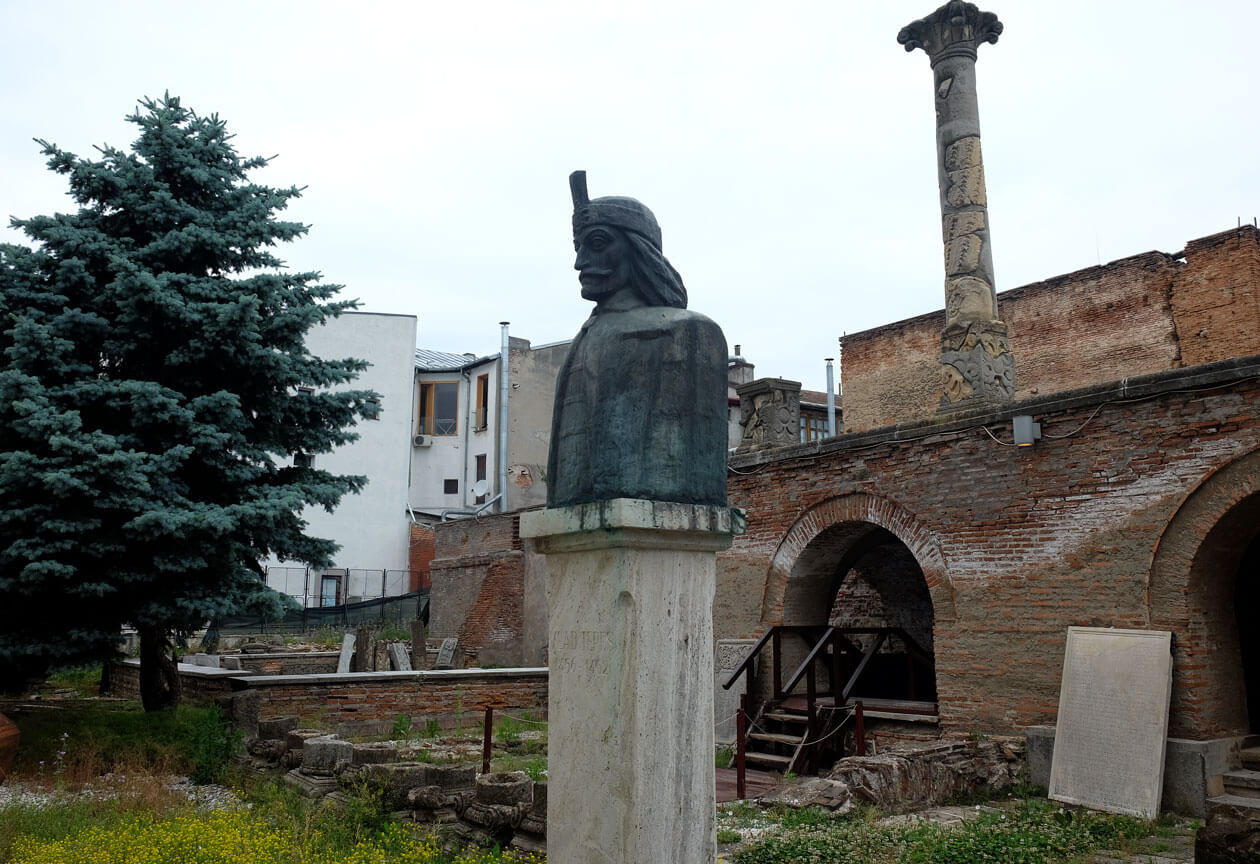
xmin=825 ymin=358 xmax=837 ymax=438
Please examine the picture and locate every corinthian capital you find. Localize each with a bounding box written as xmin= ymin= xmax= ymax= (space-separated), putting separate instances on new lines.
xmin=898 ymin=1 xmax=1003 ymax=62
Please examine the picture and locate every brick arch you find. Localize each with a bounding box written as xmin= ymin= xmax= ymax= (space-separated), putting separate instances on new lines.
xmin=1148 ymin=446 xmax=1260 ymax=738
xmin=760 ymin=493 xmax=954 ymax=626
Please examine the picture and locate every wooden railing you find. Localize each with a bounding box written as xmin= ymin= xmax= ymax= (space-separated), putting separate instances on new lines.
xmin=723 ymin=625 xmax=937 ymax=793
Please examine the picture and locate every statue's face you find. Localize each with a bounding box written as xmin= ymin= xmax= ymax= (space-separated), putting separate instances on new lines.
xmin=575 ymin=224 xmax=634 ymax=303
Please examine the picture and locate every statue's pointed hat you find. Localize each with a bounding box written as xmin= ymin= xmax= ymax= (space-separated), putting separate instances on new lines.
xmin=570 ymin=171 xmax=663 ymax=251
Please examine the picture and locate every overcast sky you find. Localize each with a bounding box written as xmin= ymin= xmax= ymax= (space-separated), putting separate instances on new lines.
xmin=4 ymin=1 xmax=1257 ymax=392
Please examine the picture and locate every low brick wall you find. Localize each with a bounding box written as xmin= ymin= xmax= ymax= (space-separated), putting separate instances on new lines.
xmin=107 ymin=660 xmax=239 ymax=703
xmin=239 ymin=668 xmax=548 ymax=735
xmin=232 ymin=652 xmax=340 ymax=675
xmin=107 ymin=661 xmax=548 ymax=736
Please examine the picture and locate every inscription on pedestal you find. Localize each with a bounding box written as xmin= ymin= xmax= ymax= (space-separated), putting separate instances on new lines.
xmin=551 ymin=630 xmax=612 ymax=679
xmin=1049 ymin=627 xmax=1173 ymax=819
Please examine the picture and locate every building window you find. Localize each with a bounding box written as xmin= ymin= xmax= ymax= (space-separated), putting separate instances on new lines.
xmin=475 ymin=454 xmax=487 ymax=504
xmin=419 ymin=381 xmax=459 ymax=435
xmin=294 ymin=452 xmax=315 ymax=468
xmin=320 ymin=574 xmax=340 ymax=607
xmin=800 ymin=415 xmax=829 ymax=443
xmin=444 ymin=478 xmax=459 ymax=495
xmin=363 ymin=397 xmax=381 ymax=420
xmin=474 ymin=374 xmax=490 ymax=430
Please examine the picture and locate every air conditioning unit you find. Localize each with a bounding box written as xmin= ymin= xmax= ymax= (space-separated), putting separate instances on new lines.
xmin=413 ymin=434 xmax=432 ymax=448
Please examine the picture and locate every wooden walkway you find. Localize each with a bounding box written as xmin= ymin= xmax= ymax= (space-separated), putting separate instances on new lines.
xmin=715 ymin=766 xmax=780 ymax=803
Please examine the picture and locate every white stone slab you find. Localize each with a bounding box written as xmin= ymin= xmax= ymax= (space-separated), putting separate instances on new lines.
xmin=388 ymin=643 xmax=412 ymax=671
xmin=715 ymin=639 xmax=757 ymax=745
xmin=1049 ymin=627 xmax=1173 ymax=819
xmin=337 ymin=633 xmax=355 ymax=673
xmin=435 ymin=638 xmax=458 ymax=670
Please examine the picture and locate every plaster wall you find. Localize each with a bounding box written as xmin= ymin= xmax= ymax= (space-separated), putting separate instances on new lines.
xmin=409 ymin=357 xmax=499 ymax=514
xmin=505 ymin=337 xmax=569 ymax=510
xmin=264 ymin=312 xmax=418 ymax=588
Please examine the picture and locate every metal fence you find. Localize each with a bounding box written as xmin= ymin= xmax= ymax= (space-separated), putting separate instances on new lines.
xmin=264 ymin=567 xmax=416 ymax=608
xmin=217 ymin=589 xmax=429 ymax=634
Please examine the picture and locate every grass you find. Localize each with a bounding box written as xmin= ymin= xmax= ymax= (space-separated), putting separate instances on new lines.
xmin=4 ymin=698 xmax=1191 ymax=864
xmin=4 ymin=777 xmax=545 ymax=864
xmin=8 ymin=700 xmax=239 ymax=784
xmin=729 ymin=798 xmax=1162 ymax=864
xmin=43 ymin=663 xmax=106 ymax=697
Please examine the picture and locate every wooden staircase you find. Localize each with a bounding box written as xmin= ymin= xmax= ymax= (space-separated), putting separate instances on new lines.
xmin=723 ymin=626 xmax=939 ymax=786
xmin=744 ymin=701 xmax=812 ymax=775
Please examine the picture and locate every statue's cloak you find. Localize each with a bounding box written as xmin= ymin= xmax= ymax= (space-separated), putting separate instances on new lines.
xmin=547 ymin=305 xmax=728 ymax=508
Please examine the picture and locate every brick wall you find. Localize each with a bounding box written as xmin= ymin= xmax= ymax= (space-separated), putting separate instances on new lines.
xmin=1171 ymin=228 xmax=1260 ymax=368
xmin=107 ymin=661 xmax=547 ymax=736
xmin=841 ymin=227 xmax=1259 ymax=433
xmin=107 ymin=661 xmax=237 ymax=703
xmin=409 ymin=523 xmax=435 ymax=591
xmin=240 ymin=670 xmax=547 ymax=735
xmin=723 ymin=359 xmax=1260 ymax=739
xmin=430 ymin=512 xmax=533 ymax=666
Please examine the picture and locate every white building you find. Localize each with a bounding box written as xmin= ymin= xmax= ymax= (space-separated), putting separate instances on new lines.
xmin=409 ymin=330 xmax=569 ymax=519
xmin=264 ymin=311 xmax=419 ymax=607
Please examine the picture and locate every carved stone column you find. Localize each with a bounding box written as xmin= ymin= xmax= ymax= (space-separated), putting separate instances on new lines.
xmin=899 ymin=1 xmax=1015 ymax=410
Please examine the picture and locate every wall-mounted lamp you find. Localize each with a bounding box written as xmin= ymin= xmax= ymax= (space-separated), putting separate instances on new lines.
xmin=1013 ymin=415 xmax=1042 ymax=447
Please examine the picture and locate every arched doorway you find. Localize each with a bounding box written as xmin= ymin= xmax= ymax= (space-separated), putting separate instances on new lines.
xmin=826 ymin=526 xmax=937 ymax=701
xmin=1237 ymin=528 xmax=1260 ymax=733
xmin=759 ymin=494 xmax=950 ymax=706
xmin=1150 ymin=450 xmax=1260 ymax=739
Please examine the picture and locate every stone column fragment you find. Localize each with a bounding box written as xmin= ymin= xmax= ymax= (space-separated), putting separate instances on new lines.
xmin=736 ymin=378 xmax=802 ymax=452
xmin=900 ymin=1 xmax=1015 ymax=409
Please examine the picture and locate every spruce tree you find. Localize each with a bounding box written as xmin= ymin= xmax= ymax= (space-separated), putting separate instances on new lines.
xmin=0 ymin=95 xmax=373 ymax=708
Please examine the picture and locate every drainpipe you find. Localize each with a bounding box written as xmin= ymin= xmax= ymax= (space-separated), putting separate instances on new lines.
xmin=825 ymin=358 xmax=837 ymax=438
xmin=499 ymin=322 xmax=510 ymax=513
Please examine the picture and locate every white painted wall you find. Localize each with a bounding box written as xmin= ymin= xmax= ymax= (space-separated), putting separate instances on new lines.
xmin=410 ymin=357 xmax=499 ymax=515
xmin=264 ymin=312 xmax=418 ymax=601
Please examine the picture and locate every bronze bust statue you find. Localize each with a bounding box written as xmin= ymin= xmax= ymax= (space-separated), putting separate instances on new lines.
xmin=546 ymin=171 xmax=728 ymax=508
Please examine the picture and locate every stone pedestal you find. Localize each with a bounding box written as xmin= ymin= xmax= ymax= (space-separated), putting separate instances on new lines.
xmin=521 ymin=499 xmax=744 ymax=864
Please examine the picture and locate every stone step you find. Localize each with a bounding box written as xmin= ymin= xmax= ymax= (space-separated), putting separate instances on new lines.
xmin=762 ymin=712 xmax=809 ymax=725
xmin=749 ymin=731 xmax=804 ymax=747
xmin=1239 ymin=746 xmax=1260 ymax=770
xmin=1208 ymin=793 xmax=1260 ymax=811
xmin=744 ymin=751 xmax=793 ymax=768
xmin=1223 ymin=769 xmax=1260 ymax=798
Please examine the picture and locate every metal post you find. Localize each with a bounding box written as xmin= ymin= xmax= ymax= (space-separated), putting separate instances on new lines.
xmin=772 ymin=630 xmax=782 ymax=699
xmin=498 ymin=322 xmax=510 ymax=513
xmin=825 ymin=358 xmax=837 ymax=437
xmin=482 ymin=706 xmax=494 ymax=774
xmin=854 ymin=701 xmax=866 ymax=756
xmin=736 ymin=693 xmax=747 ymax=800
